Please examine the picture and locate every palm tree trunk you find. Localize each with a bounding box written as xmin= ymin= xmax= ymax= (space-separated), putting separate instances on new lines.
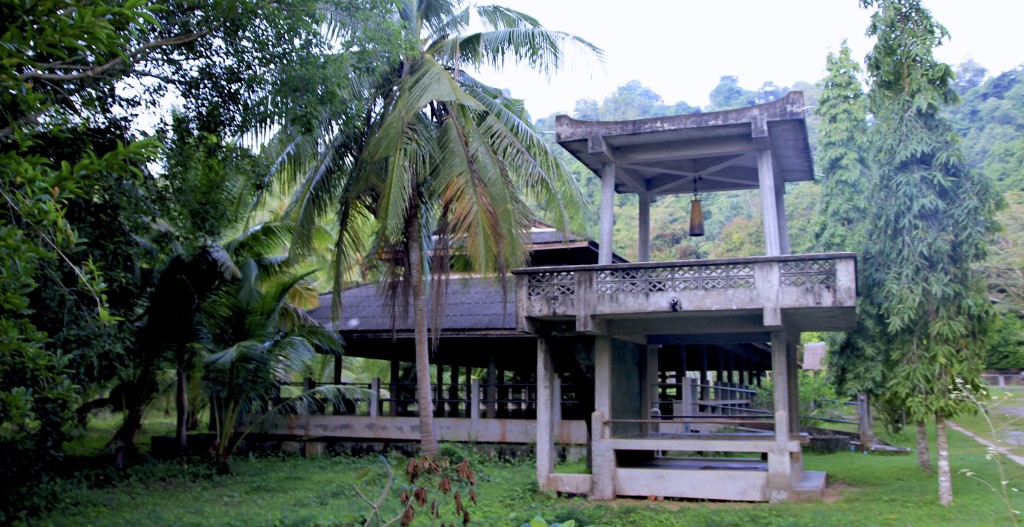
xmin=917 ymin=420 xmax=932 ymax=470
xmin=409 ymin=207 xmax=439 ymax=455
xmin=936 ymin=414 xmax=953 ymax=505
xmin=176 ymin=367 xmax=188 ymax=456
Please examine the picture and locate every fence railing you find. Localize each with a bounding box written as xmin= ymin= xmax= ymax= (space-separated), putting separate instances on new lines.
xmin=279 ymin=378 xmax=583 ymax=420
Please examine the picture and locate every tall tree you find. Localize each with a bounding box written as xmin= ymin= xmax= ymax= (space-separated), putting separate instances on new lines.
xmin=860 ymin=0 xmax=999 ymax=504
xmin=814 ymin=42 xmax=888 ymax=433
xmin=276 ymin=0 xmax=597 ymax=454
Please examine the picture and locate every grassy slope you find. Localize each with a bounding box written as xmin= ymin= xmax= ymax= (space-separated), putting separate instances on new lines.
xmin=22 ymin=417 xmax=1024 ymax=527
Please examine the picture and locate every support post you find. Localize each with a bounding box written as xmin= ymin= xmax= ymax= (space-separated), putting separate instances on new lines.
xmin=536 ymin=338 xmax=555 ymax=489
xmin=594 ymin=336 xmax=612 ymax=417
xmin=591 ymin=411 xmax=615 ymax=500
xmin=553 ymin=378 xmax=562 ymax=424
xmin=370 ymin=378 xmax=380 ymax=418
xmin=598 ymin=163 xmax=616 ymax=265
xmin=435 ymin=362 xmax=444 ymax=417
xmin=775 ymin=183 xmax=790 ymax=255
xmin=638 ymin=194 xmax=651 ymax=262
xmin=641 ymin=345 xmax=658 ymax=434
xmin=788 ymin=336 xmax=800 ymax=436
xmin=757 ymin=149 xmax=782 ymax=257
xmin=486 ymin=354 xmax=497 ymax=419
xmin=471 ymin=379 xmax=480 ymax=422
xmin=389 ymin=360 xmax=400 ymax=416
xmin=858 ymin=392 xmax=872 ymax=452
xmin=768 ymin=331 xmax=793 ymax=502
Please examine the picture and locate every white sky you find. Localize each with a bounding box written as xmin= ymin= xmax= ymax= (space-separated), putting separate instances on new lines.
xmin=475 ymin=0 xmax=1024 ymax=118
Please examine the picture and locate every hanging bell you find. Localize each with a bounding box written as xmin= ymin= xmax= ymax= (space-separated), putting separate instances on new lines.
xmin=689 ymin=195 xmax=705 ymax=237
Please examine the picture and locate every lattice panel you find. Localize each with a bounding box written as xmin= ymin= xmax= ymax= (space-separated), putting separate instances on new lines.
xmin=595 ymin=264 xmax=755 ymax=294
xmin=780 ymin=260 xmax=836 ymax=287
xmin=527 ymin=271 xmax=576 ymax=297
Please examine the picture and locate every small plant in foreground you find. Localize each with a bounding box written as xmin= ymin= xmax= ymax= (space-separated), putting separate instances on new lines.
xmin=952 ymin=378 xmax=1022 ymax=526
xmin=356 ymin=455 xmax=477 ymax=526
xmin=522 ymin=517 xmax=589 ymax=527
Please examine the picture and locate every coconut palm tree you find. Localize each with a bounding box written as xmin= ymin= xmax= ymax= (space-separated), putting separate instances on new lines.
xmin=269 ymin=0 xmax=599 ymax=454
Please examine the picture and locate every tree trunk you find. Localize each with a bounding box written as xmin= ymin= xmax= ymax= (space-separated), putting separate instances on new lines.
xmin=176 ymin=368 xmax=188 ymax=456
xmin=409 ymin=208 xmax=439 ymax=455
xmin=936 ymin=414 xmax=953 ymax=505
xmin=916 ymin=420 xmax=932 ymax=470
xmin=113 ymin=401 xmax=144 ymax=468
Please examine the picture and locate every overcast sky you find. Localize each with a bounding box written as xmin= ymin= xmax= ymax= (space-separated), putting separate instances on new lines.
xmin=474 ymin=0 xmax=1024 ymax=118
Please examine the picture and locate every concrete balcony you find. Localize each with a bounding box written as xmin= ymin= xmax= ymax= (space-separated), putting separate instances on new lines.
xmin=514 ymin=253 xmax=856 ymax=336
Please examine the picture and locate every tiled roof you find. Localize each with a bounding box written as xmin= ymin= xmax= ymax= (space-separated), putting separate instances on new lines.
xmin=308 ymin=276 xmax=517 ymax=334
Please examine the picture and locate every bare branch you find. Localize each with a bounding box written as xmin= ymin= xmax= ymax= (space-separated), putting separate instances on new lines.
xmin=18 ymin=30 xmax=211 ymax=83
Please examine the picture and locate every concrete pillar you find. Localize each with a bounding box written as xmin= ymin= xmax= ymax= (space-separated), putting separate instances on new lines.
xmin=681 ymin=376 xmax=694 ymax=417
xmin=389 ymin=360 xmax=400 ymax=416
xmin=641 ymin=346 xmax=659 ymax=434
xmin=370 ymin=378 xmax=380 ymax=418
xmin=486 ymin=354 xmax=497 ymax=419
xmin=554 ymin=378 xmax=563 ymax=423
xmin=434 ymin=361 xmax=443 ymax=417
xmin=536 ymin=338 xmax=555 ymax=488
xmin=638 ymin=194 xmax=651 ymax=262
xmin=591 ymin=410 xmax=615 ymax=500
xmin=595 ymin=336 xmax=612 ymax=417
xmin=757 ymin=149 xmax=781 ymax=257
xmin=787 ymin=336 xmax=800 ymax=436
xmin=599 ymin=163 xmax=616 ymax=265
xmin=775 ymin=183 xmax=791 ymax=255
xmin=768 ymin=331 xmax=793 ymax=502
xmin=471 ymin=379 xmax=480 ymax=422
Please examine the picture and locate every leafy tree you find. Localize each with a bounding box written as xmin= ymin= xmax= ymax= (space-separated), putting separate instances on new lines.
xmin=707 ymin=75 xmax=759 ymax=111
xmin=954 ymin=59 xmax=988 ymax=95
xmin=276 ymin=0 xmax=597 ymax=455
xmin=201 ymin=248 xmax=343 ymax=460
xmin=812 ymin=42 xmax=889 ymax=411
xmin=860 ymin=0 xmax=999 ymax=504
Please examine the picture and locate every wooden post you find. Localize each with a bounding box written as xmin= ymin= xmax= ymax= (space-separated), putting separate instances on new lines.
xmin=858 ymin=392 xmax=872 ymax=452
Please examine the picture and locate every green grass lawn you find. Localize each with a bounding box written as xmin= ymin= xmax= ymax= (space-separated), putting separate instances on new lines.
xmin=20 ymin=416 xmax=1024 ymax=527
xmin=952 ymin=386 xmax=1024 ymax=458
